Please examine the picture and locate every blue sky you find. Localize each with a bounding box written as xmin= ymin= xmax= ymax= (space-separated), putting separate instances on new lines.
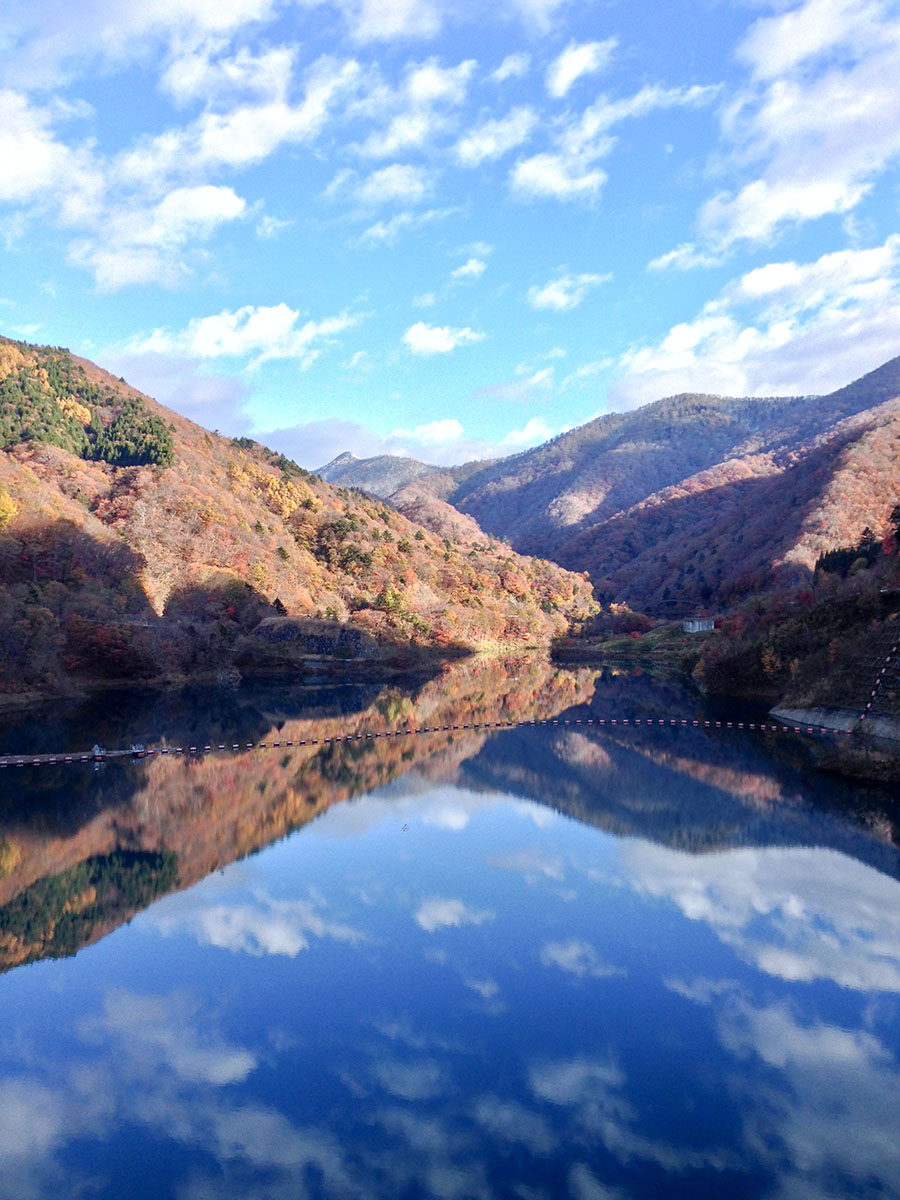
xmin=2 ymin=0 xmax=900 ymax=468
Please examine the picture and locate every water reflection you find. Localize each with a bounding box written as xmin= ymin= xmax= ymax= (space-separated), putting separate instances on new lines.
xmin=0 ymin=659 xmax=899 ymax=1199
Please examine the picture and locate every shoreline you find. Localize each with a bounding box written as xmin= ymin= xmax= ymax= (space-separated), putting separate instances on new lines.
xmin=0 ymin=640 xmax=554 ymax=714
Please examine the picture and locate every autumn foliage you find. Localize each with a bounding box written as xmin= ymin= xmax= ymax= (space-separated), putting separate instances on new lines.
xmin=0 ymin=336 xmax=596 ymax=697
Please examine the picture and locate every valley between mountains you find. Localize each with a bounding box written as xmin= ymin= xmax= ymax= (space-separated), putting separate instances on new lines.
xmin=3 ymin=333 xmax=900 ymax=750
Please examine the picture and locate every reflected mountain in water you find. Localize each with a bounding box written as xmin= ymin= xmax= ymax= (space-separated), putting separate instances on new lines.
xmin=1 ymin=658 xmax=898 ymax=974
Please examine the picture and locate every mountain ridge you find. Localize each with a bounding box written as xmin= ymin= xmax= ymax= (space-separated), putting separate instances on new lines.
xmin=317 ymin=354 xmax=900 ymax=609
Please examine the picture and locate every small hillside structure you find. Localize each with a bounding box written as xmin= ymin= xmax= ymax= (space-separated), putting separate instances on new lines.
xmin=682 ymin=618 xmax=715 ymax=634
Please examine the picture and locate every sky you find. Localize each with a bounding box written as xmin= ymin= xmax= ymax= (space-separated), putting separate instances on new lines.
xmin=1 ymin=0 xmax=900 ymax=469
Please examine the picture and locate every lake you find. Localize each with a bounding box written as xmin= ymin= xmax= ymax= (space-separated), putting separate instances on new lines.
xmin=1 ymin=657 xmax=899 ymax=1200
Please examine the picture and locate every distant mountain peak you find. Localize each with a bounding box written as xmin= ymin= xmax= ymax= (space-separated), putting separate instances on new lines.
xmin=317 ymin=451 xmax=359 ymax=475
xmin=316 ymin=451 xmax=440 ymax=498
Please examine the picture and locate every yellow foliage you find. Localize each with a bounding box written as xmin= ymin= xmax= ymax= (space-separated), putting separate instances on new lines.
xmin=0 ymin=838 xmax=22 ymax=876
xmin=0 ymin=341 xmax=28 ymax=382
xmin=0 ymin=485 xmax=17 ymax=530
xmin=227 ymin=459 xmax=321 ymax=520
xmin=55 ymin=394 xmax=92 ymax=425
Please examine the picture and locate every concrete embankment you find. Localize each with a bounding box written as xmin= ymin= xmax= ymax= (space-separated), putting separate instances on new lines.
xmin=771 ymin=705 xmax=900 ymax=742
xmin=770 ymin=704 xmax=900 ymax=781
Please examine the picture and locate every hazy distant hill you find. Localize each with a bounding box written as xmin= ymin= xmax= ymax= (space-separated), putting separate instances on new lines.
xmin=0 ymin=336 xmax=595 ymax=698
xmin=317 ymin=450 xmax=497 ymax=501
xmin=317 ymin=451 xmax=440 ymax=497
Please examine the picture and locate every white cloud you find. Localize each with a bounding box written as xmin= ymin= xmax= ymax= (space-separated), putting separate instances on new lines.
xmin=0 ymin=90 xmax=97 ymax=206
xmin=474 ymin=1096 xmax=555 ymax=1153
xmin=357 ymin=57 xmax=476 ymax=157
xmin=355 ymin=162 xmax=434 ymax=206
xmin=539 ymin=939 xmax=625 ymax=979
xmin=511 ymin=83 xmax=717 ymax=203
xmin=465 ymin=976 xmax=501 ymax=1000
xmin=119 ymin=54 xmax=361 ymax=183
xmin=256 ymin=213 xmax=292 ymax=238
xmin=450 ymin=256 xmax=486 ymax=281
xmin=737 ymin=0 xmax=889 ymax=83
xmin=647 ymin=242 xmax=722 ymax=272
xmin=527 ymin=271 xmax=609 ymax=311
xmin=358 ymin=109 xmax=443 ymax=158
xmin=476 ymin=368 xmax=554 ymax=404
xmin=160 ymin=42 xmax=296 ymax=106
xmin=355 ymin=205 xmax=456 ymax=246
xmin=343 ymin=348 xmax=371 ymax=370
xmin=560 ymin=360 xmax=610 ymax=390
xmin=0 ymin=0 xmax=280 ymax=89
xmin=569 ymin=1163 xmax=629 ymax=1200
xmin=403 ymin=321 xmax=484 ymax=355
xmin=716 ymin=996 xmax=900 ymax=1199
xmin=336 ymin=0 xmax=445 ymax=43
xmin=546 ymin=39 xmax=616 ymax=99
xmin=144 ymin=184 xmax=247 ymax=242
xmin=511 ymin=153 xmax=607 ymax=201
xmin=95 ymin=989 xmax=258 ymax=1084
xmin=68 ymin=243 xmax=184 ymax=290
xmin=728 ymin=234 xmax=900 ymax=307
xmin=698 ymin=0 xmax=900 ymax=249
xmin=149 ymin=885 xmax=365 ymax=957
xmin=490 ymin=52 xmax=530 ymax=83
xmin=487 ymin=846 xmax=565 ymax=883
xmin=372 ymin=1058 xmax=445 ymax=1099
xmin=529 ymin=1055 xmax=624 ymax=1106
xmin=389 ymin=417 xmax=464 ymax=445
xmin=0 ymin=51 xmax=361 ymax=290
xmin=455 ymin=107 xmax=537 ymax=167
xmin=414 ymin=896 xmax=494 ymax=932
xmin=622 ymin=840 xmax=900 ymax=993
xmin=612 ymin=234 xmax=900 ymax=408
xmin=509 ymin=0 xmax=571 ymax=33
xmin=129 ymin=302 xmax=358 ymax=369
xmin=458 ymin=239 xmax=493 ymax=258
xmin=0 ymin=1080 xmax=68 ymax=1161
xmin=531 ymin=1052 xmax=738 ymax=1172
xmin=67 ymin=183 xmax=247 ymax=289
xmin=502 ymin=415 xmax=555 ymax=446
xmin=405 ymin=55 xmax=474 ymax=106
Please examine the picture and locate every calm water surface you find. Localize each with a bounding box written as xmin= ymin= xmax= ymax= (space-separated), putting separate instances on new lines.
xmin=1 ymin=659 xmax=899 ymax=1200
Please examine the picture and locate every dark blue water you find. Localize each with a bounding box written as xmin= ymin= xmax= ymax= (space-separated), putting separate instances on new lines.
xmin=1 ymin=661 xmax=898 ymax=1200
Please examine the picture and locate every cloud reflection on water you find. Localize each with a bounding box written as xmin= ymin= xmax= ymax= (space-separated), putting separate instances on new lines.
xmin=621 ymin=842 xmax=900 ymax=992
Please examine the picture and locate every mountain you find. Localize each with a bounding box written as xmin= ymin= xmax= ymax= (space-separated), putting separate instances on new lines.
xmin=317 ymin=449 xmax=499 ymax=502
xmin=0 ymin=336 xmax=595 ymax=699
xmin=317 ymin=450 xmax=441 ymax=497
xmin=445 ymin=357 xmax=900 ymax=605
xmin=332 ymin=356 xmax=900 ymax=611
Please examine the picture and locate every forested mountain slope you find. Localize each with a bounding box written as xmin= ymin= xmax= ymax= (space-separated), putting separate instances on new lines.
xmin=449 ymin=357 xmax=900 ymax=560
xmin=562 ymin=394 xmax=900 ymax=607
xmin=318 ymin=357 xmax=900 ymax=610
xmin=0 ymin=336 xmax=595 ymax=698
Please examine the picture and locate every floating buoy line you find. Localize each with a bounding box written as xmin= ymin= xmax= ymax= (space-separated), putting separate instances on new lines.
xmin=2 ymin=640 xmax=896 ymax=771
xmin=0 ymin=713 xmax=864 ymax=770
